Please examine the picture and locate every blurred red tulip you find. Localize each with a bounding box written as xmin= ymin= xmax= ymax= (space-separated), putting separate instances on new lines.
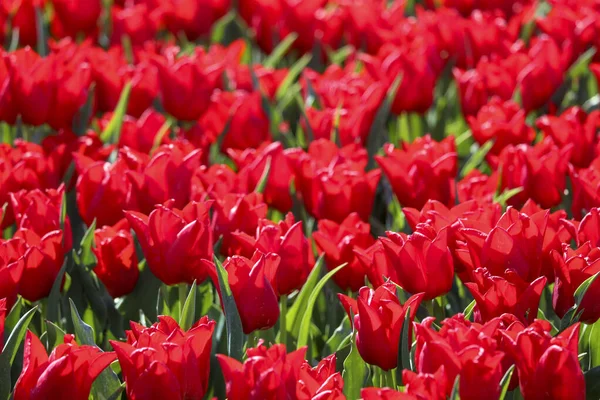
xmin=0 ymin=238 xmax=23 ymax=309
xmin=51 ymin=0 xmax=102 ymax=39
xmin=14 ymin=331 xmax=116 ymax=400
xmin=111 ymin=315 xmax=215 ymax=400
xmin=161 ymin=0 xmax=229 ymax=40
xmin=339 ymin=283 xmax=424 ymax=371
xmin=111 ymin=3 xmax=162 ymax=46
xmin=361 ymin=369 xmax=447 ymax=400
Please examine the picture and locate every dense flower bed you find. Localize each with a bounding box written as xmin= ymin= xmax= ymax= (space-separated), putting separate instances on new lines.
xmin=1 ymin=0 xmax=600 ymax=399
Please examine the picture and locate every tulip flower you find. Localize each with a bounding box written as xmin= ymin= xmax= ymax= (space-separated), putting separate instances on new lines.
xmin=232 ymin=214 xmax=313 ymax=296
xmin=228 ymin=141 xmax=294 ymax=212
xmin=377 ymin=225 xmax=454 ymax=300
xmin=376 ymin=136 xmax=458 ymax=209
xmin=537 ymin=107 xmax=600 ymax=168
xmin=501 ymin=323 xmax=584 ymax=400
xmin=99 ymin=110 xmax=167 ymax=154
xmin=217 ymin=341 xmax=344 ymax=399
xmin=14 ymin=332 xmax=116 ymax=400
xmin=221 ymin=252 xmax=280 ymax=333
xmin=456 ymin=169 xmax=498 ymax=204
xmin=551 ymin=243 xmax=600 ymax=324
xmin=362 ymin=368 xmax=447 ymax=400
xmin=577 ymin=207 xmax=600 ymax=247
xmin=313 ymin=213 xmax=376 ymax=292
xmin=468 ymin=97 xmax=535 ymax=155
xmin=51 ymin=0 xmax=102 ymax=38
xmin=110 ymin=3 xmax=162 ymax=46
xmin=125 ymin=200 xmax=213 ymax=286
xmin=0 ymin=237 xmax=25 ymax=309
xmin=191 ymin=164 xmax=247 ymax=201
xmin=92 ymin=225 xmax=139 ymax=298
xmin=111 ymin=316 xmax=215 ymax=400
xmin=338 ymin=283 xmax=424 ymax=371
xmin=161 ymin=0 xmax=229 ymax=40
xmin=571 ymin=158 xmax=600 ymax=219
xmin=0 ymin=1 xmax=39 ymax=47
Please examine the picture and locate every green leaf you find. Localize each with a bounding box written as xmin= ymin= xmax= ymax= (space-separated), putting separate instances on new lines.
xmin=463 ymin=300 xmax=476 ymax=321
xmin=499 ymin=365 xmax=515 ymax=400
xmin=59 ymin=191 xmax=67 ymax=238
xmin=367 ymin=75 xmax=402 ymax=169
xmin=450 ymin=375 xmax=460 ymax=399
xmin=297 ymin=262 xmax=348 ymax=349
xmin=586 ymin=366 xmax=600 ymax=399
xmin=106 ymin=384 xmax=126 ymax=400
xmin=45 ymin=320 xmax=67 ymax=352
xmin=286 ymin=256 xmax=324 ymax=338
xmin=574 ymin=272 xmax=600 ymax=309
xmin=214 ymin=256 xmax=245 ymax=361
xmin=460 ymin=140 xmax=494 ymax=177
xmin=342 ymin=331 xmax=369 ymax=400
xmin=323 ymin=317 xmax=352 ymax=357
xmin=151 ymin=118 xmax=173 ymax=153
xmin=34 ymin=6 xmax=48 ymax=56
xmin=568 ymin=47 xmax=597 ymax=80
xmin=396 ymin=306 xmax=413 ymax=385
xmin=494 ymin=187 xmax=524 ymax=207
xmin=179 ymin=281 xmax=197 ymax=331
xmin=99 ymin=81 xmax=132 ymax=144
xmin=79 ymin=219 xmax=97 ymax=269
xmin=588 ymin=319 xmax=600 ymax=368
xmin=276 ymin=54 xmax=312 ymax=101
xmin=69 ymin=299 xmax=121 ymax=400
xmin=264 ymin=33 xmax=298 ymax=68
xmin=254 ymin=156 xmax=272 ymax=194
xmin=210 ymin=11 xmax=236 ymax=44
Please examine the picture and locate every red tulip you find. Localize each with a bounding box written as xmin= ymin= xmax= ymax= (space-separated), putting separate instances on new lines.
xmin=93 ymin=225 xmax=139 ymax=298
xmin=376 ymin=136 xmax=457 ymax=209
xmin=286 ymin=139 xmax=380 ymax=223
xmin=376 ymin=225 xmax=454 ymax=300
xmin=221 ymin=252 xmax=280 ymax=334
xmin=161 ymin=0 xmax=229 ymax=40
xmin=456 ymin=169 xmax=498 ymax=204
xmin=217 ymin=342 xmax=344 ymax=400
xmin=110 ymin=3 xmax=162 ymax=46
xmin=51 ymin=0 xmax=102 ymax=38
xmin=313 ymin=213 xmax=375 ymax=292
xmin=155 ymin=52 xmax=220 ymax=121
xmin=0 ymin=237 xmax=24 ymax=309
xmin=125 ymin=200 xmax=213 ymax=286
xmin=190 ymin=164 xmax=247 ymax=201
xmin=228 ymin=141 xmax=293 ymax=212
xmin=551 ymin=242 xmax=600 ymax=324
xmin=465 ymin=268 xmax=547 ymax=325
xmin=361 ymin=368 xmax=447 ymax=400
xmin=578 ymin=207 xmax=600 ymax=247
xmin=571 ymin=157 xmax=600 ymax=219
xmin=232 ymin=213 xmax=313 ymax=296
xmin=0 ymin=49 xmax=17 ymax=124
xmin=0 ymin=0 xmax=40 ymax=47
xmin=111 ymin=109 xmax=170 ymax=154
xmin=212 ymin=192 xmax=268 ymax=256
xmin=339 ymin=283 xmax=424 ymax=370
xmin=537 ymin=107 xmax=600 ymax=168
xmin=14 ymin=331 xmax=116 ymax=400
xmin=111 ymin=315 xmax=215 ymax=400
xmin=501 ymin=323 xmax=584 ymax=400
xmin=468 ymin=97 xmax=535 ymax=155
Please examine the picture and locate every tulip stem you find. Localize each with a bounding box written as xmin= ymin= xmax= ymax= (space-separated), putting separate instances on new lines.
xmin=280 ymin=295 xmax=288 ymax=349
xmin=179 ymin=283 xmax=188 ymax=321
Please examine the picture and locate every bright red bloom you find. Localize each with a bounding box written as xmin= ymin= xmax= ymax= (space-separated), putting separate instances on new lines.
xmin=125 ymin=200 xmax=213 ymax=286
xmin=551 ymin=242 xmax=600 ymax=324
xmin=339 ymin=283 xmax=424 ymax=371
xmin=161 ymin=0 xmax=229 ymax=40
xmin=501 ymin=323 xmax=584 ymax=400
xmin=110 ymin=109 xmax=170 ymax=154
xmin=14 ymin=332 xmax=116 ymax=400
xmin=0 ymin=1 xmax=40 ymax=48
xmin=570 ymin=157 xmax=600 ymax=219
xmin=190 ymin=164 xmax=247 ymax=201
xmin=93 ymin=225 xmax=139 ymax=298
xmin=456 ymin=169 xmax=498 ymax=204
xmin=578 ymin=207 xmax=600 ymax=247
xmin=361 ymin=369 xmax=447 ymax=400
xmin=228 ymin=141 xmax=293 ymax=212
xmin=313 ymin=213 xmax=375 ymax=292
xmin=222 ymin=252 xmax=280 ymax=334
xmin=0 ymin=237 xmax=24 ymax=309
xmin=537 ymin=106 xmax=600 ymax=168
xmin=375 ymin=225 xmax=454 ymax=300
xmin=376 ymin=136 xmax=457 ymax=209
xmin=286 ymin=140 xmax=380 ymax=223
xmin=110 ymin=3 xmax=162 ymax=46
xmin=217 ymin=342 xmax=344 ymax=400
xmin=51 ymin=0 xmax=102 ymax=38
xmin=468 ymin=97 xmax=535 ymax=155
xmin=232 ymin=213 xmax=313 ymax=296
xmin=111 ymin=315 xmax=215 ymax=400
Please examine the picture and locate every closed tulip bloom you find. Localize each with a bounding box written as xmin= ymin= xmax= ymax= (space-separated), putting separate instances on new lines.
xmin=570 ymin=158 xmax=600 ymax=219
xmin=0 ymin=238 xmax=25 ymax=309
xmin=93 ymin=225 xmax=139 ymax=298
xmin=376 ymin=136 xmax=458 ymax=209
xmin=111 ymin=316 xmax=215 ymax=400
xmin=577 ymin=207 xmax=600 ymax=247
xmin=161 ymin=0 xmax=229 ymax=40
xmin=551 ymin=243 xmax=600 ymax=324
xmin=110 ymin=3 xmax=162 ymax=46
xmin=51 ymin=0 xmax=102 ymax=38
xmin=221 ymin=252 xmax=280 ymax=334
xmin=0 ymin=1 xmax=40 ymax=48
xmin=217 ymin=342 xmax=344 ymax=400
xmin=125 ymin=200 xmax=213 ymax=286
xmin=0 ymin=298 xmax=5 ymax=351
xmin=468 ymin=97 xmax=535 ymax=155
xmin=14 ymin=332 xmax=116 ymax=400
xmin=339 ymin=283 xmax=424 ymax=371
xmin=313 ymin=213 xmax=375 ymax=292
xmin=361 ymin=368 xmax=447 ymax=400
xmin=113 ymin=110 xmax=169 ymax=154
xmin=232 ymin=214 xmax=313 ymax=296
xmin=378 ymin=225 xmax=454 ymax=300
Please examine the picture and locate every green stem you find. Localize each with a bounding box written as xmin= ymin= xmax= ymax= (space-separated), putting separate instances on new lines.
xmin=178 ymin=283 xmax=188 ymax=321
xmin=280 ymin=295 xmax=288 ymax=348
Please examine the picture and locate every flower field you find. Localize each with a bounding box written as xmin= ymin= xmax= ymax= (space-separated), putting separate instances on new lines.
xmin=2 ymin=0 xmax=600 ymax=399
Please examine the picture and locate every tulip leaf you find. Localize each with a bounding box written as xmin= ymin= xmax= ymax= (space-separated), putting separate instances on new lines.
xmin=323 ymin=317 xmax=352 ymax=357
xmin=396 ymin=306 xmax=413 ymax=385
xmin=106 ymin=384 xmax=126 ymax=400
xmin=99 ymin=81 xmax=132 ymax=144
xmin=460 ymin=139 xmax=494 ymax=177
xmin=498 ymin=365 xmax=515 ymax=400
xmin=79 ymin=219 xmax=97 ymax=269
xmin=493 ymin=187 xmax=524 ymax=208
xmin=588 ymin=320 xmax=600 ymax=368
xmin=574 ymin=272 xmax=600 ymax=310
xmin=286 ymin=256 xmax=324 ymax=338
xmin=34 ymin=6 xmax=48 ymax=57
xmin=151 ymin=118 xmax=173 ymax=152
xmin=69 ymin=299 xmax=96 ymax=345
xmin=45 ymin=320 xmax=67 ymax=353
xmin=276 ymin=54 xmax=312 ymax=101
xmin=179 ymin=281 xmax=197 ymax=331
xmin=210 ymin=11 xmax=236 ymax=44
xmin=463 ymin=300 xmax=476 ymax=321
xmin=586 ymin=366 xmax=600 ymax=399
xmin=342 ymin=331 xmax=369 ymax=400
xmin=46 ymin=255 xmax=70 ymax=323
xmin=568 ymin=47 xmax=597 ymax=80
xmin=264 ymin=33 xmax=298 ymax=68
xmin=254 ymin=156 xmax=272 ymax=194
xmin=214 ymin=256 xmax=245 ymax=361
xmin=297 ymin=262 xmax=348 ymax=349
